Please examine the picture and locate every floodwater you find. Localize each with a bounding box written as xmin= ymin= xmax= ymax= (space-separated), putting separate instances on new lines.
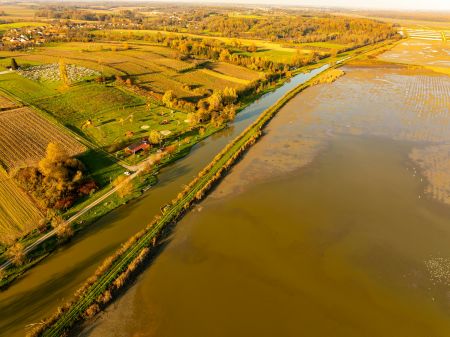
xmin=0 ymin=64 xmax=329 ymax=337
xmin=82 ymin=64 xmax=450 ymax=337
xmin=379 ymin=40 xmax=450 ymax=68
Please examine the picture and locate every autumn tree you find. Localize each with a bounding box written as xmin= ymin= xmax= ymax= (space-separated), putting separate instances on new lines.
xmin=149 ymin=130 xmax=162 ymax=145
xmin=162 ymin=90 xmax=177 ymax=108
xmin=223 ymin=87 xmax=238 ymax=104
xmin=247 ymin=43 xmax=257 ymax=52
xmin=186 ymin=112 xmax=199 ymax=128
xmin=56 ymin=223 xmax=74 ymax=242
xmin=113 ymin=175 xmax=133 ymax=198
xmin=207 ymin=90 xmax=223 ymax=112
xmin=15 ymin=143 xmax=96 ymax=210
xmin=219 ymin=49 xmax=231 ymax=61
xmin=39 ymin=143 xmax=69 ymax=178
xmin=222 ymin=104 xmax=236 ymax=122
xmin=7 ymin=243 xmax=26 ymax=266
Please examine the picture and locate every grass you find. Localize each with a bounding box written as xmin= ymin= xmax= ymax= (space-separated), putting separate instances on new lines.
xmin=0 ymin=73 xmax=177 ymax=151
xmin=199 ymin=67 xmax=250 ymax=84
xmin=34 ymin=83 xmax=145 ymax=127
xmin=76 ymin=149 xmax=124 ymax=188
xmin=0 ymin=40 xmax=255 ymax=99
xmin=0 ymin=169 xmax=43 ymax=244
xmin=0 ymin=72 xmax=57 ymax=101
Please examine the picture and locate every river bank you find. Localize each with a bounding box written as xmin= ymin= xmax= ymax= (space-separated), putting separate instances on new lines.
xmin=80 ymin=60 xmax=450 ymax=337
xmin=0 ymin=50 xmax=336 ymax=337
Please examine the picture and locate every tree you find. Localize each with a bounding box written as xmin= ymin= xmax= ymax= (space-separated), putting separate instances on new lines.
xmin=222 ymin=104 xmax=236 ymax=122
xmin=56 ymin=223 xmax=74 ymax=242
xmin=149 ymin=130 xmax=162 ymax=145
xmin=39 ymin=143 xmax=69 ymax=177
xmin=219 ymin=49 xmax=231 ymax=61
xmin=7 ymin=243 xmax=26 ymax=266
xmin=223 ymin=87 xmax=237 ymax=104
xmin=10 ymin=58 xmax=19 ymax=70
xmin=207 ymin=91 xmax=223 ymax=111
xmin=162 ymin=90 xmax=177 ymax=108
xmin=113 ymin=175 xmax=133 ymax=198
xmin=186 ymin=112 xmax=199 ymax=128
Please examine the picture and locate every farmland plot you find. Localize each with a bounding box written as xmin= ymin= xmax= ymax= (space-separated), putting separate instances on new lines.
xmin=206 ymin=62 xmax=262 ymax=81
xmin=0 ymin=170 xmax=43 ymax=243
xmin=0 ymin=107 xmax=85 ymax=170
xmin=0 ymin=94 xmax=19 ymax=111
xmin=0 ymin=41 xmax=257 ymax=100
xmin=34 ymin=83 xmax=145 ymax=126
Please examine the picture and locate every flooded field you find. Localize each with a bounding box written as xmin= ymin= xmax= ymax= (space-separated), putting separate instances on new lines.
xmin=82 ymin=63 xmax=450 ymax=337
xmin=379 ymin=40 xmax=450 ymax=68
xmin=0 ymin=65 xmax=328 ymax=337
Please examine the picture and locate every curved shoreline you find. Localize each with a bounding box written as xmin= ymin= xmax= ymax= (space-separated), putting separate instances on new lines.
xmin=31 ymin=41 xmax=397 ymax=337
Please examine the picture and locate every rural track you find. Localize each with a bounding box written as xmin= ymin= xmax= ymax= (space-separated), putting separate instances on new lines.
xmin=0 ymin=165 xmax=146 ymax=271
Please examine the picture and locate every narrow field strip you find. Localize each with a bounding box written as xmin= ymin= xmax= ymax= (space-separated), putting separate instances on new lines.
xmin=0 ymin=171 xmax=43 ymax=241
xmin=199 ymin=68 xmax=250 ymax=84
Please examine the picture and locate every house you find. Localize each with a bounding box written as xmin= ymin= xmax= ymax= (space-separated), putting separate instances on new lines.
xmin=125 ymin=140 xmax=150 ymax=154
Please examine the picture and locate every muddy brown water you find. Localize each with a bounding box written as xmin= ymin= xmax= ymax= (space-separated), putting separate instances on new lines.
xmin=81 ymin=65 xmax=450 ymax=337
xmin=0 ymin=65 xmax=328 ymax=337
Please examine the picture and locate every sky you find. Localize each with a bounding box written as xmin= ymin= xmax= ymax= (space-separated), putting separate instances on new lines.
xmin=157 ymin=0 xmax=450 ymax=11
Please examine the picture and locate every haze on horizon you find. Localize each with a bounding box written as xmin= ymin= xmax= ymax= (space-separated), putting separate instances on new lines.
xmin=146 ymin=0 xmax=450 ymax=11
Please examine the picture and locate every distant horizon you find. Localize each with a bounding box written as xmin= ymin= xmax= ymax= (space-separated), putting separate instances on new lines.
xmin=2 ymin=0 xmax=450 ymax=11
xmin=152 ymin=0 xmax=450 ymax=11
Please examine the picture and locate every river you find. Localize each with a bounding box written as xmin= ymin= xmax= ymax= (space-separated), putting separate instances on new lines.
xmin=0 ymin=64 xmax=329 ymax=337
xmin=81 ymin=62 xmax=450 ymax=337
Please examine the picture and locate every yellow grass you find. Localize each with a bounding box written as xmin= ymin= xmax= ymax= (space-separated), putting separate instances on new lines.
xmin=0 ymin=41 xmax=254 ymax=98
xmin=0 ymin=169 xmax=43 ymax=243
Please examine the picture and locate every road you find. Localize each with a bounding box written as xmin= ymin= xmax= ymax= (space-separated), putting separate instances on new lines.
xmin=0 ymin=157 xmax=152 ymax=271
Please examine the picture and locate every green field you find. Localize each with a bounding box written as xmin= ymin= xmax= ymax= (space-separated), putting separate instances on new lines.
xmin=0 ymin=41 xmax=259 ymax=99
xmin=0 ymin=21 xmax=43 ymax=35
xmin=0 ymin=70 xmax=187 ymax=151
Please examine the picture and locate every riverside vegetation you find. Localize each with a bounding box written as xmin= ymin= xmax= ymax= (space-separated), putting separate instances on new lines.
xmin=28 ymin=39 xmax=398 ymax=337
xmin=0 ymin=3 xmax=401 ymax=289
